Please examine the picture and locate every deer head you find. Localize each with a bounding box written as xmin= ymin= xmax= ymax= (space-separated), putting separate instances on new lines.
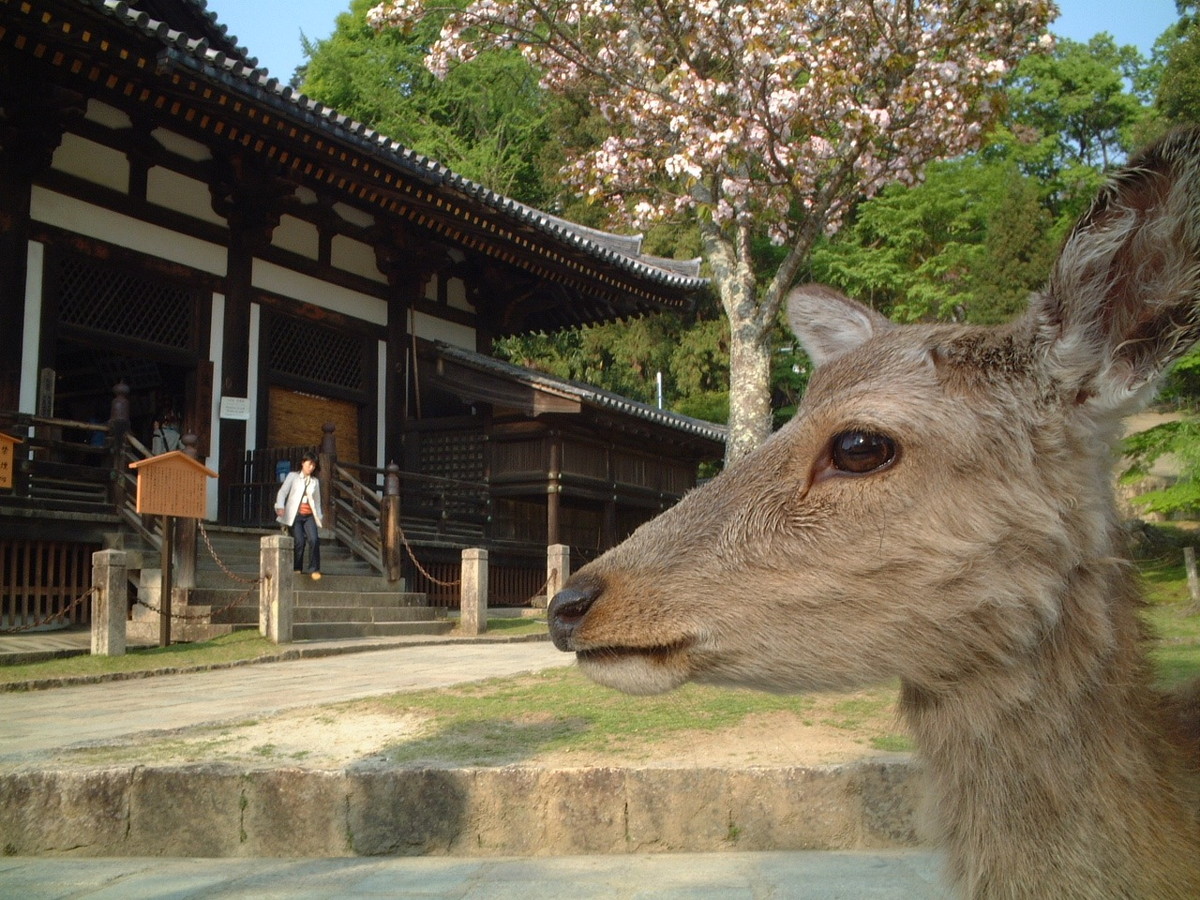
xmin=548 ymin=128 xmax=1200 ymax=704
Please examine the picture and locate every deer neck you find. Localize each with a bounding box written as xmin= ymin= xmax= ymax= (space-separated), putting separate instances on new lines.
xmin=898 ymin=558 xmax=1200 ymax=898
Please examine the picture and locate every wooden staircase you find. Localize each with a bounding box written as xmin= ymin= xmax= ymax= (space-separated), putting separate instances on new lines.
xmin=128 ymin=526 xmax=452 ymax=642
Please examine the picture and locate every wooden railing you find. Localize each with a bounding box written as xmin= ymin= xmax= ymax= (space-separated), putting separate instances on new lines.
xmin=330 ymin=461 xmax=386 ymax=574
xmin=0 ymin=411 xmax=116 ymax=511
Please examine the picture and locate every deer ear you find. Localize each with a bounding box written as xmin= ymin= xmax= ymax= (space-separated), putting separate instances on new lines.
xmin=1032 ymin=127 xmax=1200 ymax=416
xmin=787 ymin=284 xmax=895 ymax=368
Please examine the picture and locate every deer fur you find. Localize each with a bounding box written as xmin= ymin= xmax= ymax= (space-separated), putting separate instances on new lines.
xmin=548 ymin=128 xmax=1200 ymax=899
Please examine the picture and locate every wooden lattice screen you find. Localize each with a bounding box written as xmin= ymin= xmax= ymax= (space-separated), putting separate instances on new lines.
xmin=0 ymin=539 xmax=98 ymax=628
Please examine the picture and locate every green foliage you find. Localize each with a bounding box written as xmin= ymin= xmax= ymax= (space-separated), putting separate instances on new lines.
xmin=299 ymin=0 xmax=558 ymax=204
xmin=1122 ymin=418 xmax=1200 ymax=517
xmin=1156 ymin=13 xmax=1200 ymax=125
xmin=1011 ymin=35 xmax=1149 ymax=172
xmin=809 ymin=157 xmax=1057 ymax=324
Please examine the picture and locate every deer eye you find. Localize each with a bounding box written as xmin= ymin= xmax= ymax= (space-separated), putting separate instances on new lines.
xmin=830 ymin=431 xmax=896 ymax=474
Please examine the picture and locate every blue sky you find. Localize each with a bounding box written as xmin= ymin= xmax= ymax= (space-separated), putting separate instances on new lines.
xmin=211 ymin=1 xmax=1181 ymax=84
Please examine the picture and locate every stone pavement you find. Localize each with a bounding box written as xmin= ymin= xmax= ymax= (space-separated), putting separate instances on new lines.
xmin=0 ymin=850 xmax=948 ymax=898
xmin=0 ymin=630 xmax=940 ymax=898
xmin=0 ymin=635 xmax=569 ymax=761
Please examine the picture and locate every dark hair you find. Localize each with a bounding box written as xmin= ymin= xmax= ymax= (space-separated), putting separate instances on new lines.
xmin=301 ymin=453 xmax=318 ymax=469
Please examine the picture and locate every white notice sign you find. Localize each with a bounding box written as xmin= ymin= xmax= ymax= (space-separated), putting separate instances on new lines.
xmin=219 ymin=396 xmax=251 ymax=420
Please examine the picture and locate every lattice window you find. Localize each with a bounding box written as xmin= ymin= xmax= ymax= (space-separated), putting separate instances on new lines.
xmin=56 ymin=257 xmax=194 ymax=350
xmin=267 ymin=314 xmax=363 ymax=392
xmin=419 ymin=430 xmax=485 ymax=483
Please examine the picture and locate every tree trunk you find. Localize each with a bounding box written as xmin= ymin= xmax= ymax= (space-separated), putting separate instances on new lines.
xmin=701 ymin=220 xmax=778 ymax=467
xmin=725 ymin=315 xmax=773 ymax=466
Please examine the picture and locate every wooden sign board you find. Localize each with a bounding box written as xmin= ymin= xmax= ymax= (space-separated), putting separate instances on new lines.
xmin=128 ymin=451 xmax=218 ymax=519
xmin=0 ymin=433 xmax=22 ymax=490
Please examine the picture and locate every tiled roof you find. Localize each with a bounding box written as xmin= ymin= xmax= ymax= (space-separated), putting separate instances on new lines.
xmin=434 ymin=342 xmax=727 ymax=445
xmin=81 ymin=0 xmax=707 ymax=293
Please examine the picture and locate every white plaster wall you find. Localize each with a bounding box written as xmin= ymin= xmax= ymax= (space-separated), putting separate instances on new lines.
xmin=150 ymin=127 xmax=211 ymax=163
xmin=31 ymin=187 xmax=227 ymax=275
xmin=377 ymin=340 xmax=388 ymax=476
xmin=52 ymin=133 xmax=128 ymax=194
xmin=84 ymin=100 xmax=132 ymax=131
xmin=246 ymin=304 xmax=261 ymax=452
xmin=253 ymin=259 xmax=387 ymax=325
xmin=446 ymin=277 xmax=471 ymax=312
xmin=272 ymin=215 xmax=320 ymax=260
xmin=206 ymin=295 xmax=225 ymax=520
xmin=412 ymin=310 xmax=475 ymax=350
xmin=20 ymin=242 xmax=44 ymax=415
xmin=146 ymin=167 xmax=225 ymax=226
xmin=331 ymin=234 xmax=386 ymax=284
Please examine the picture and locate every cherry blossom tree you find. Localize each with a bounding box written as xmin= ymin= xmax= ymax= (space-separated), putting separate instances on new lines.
xmin=369 ymin=0 xmax=1055 ymax=463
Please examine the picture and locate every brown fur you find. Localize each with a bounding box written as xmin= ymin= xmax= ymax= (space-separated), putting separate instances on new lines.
xmin=548 ymin=129 xmax=1200 ymax=898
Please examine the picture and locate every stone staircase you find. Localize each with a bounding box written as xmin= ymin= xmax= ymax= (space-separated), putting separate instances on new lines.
xmin=126 ymin=525 xmax=452 ymax=643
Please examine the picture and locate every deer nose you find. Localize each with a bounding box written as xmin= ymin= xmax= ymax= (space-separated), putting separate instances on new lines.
xmin=548 ymin=583 xmax=599 ymax=651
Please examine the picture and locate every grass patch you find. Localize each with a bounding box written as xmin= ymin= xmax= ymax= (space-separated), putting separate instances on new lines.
xmin=0 ymin=630 xmax=281 ymax=685
xmin=1139 ymin=558 xmax=1200 ymax=689
xmin=452 ymin=616 xmax=547 ymax=638
xmin=356 ymin=668 xmax=864 ymax=766
xmin=0 ymin=616 xmax=548 ymax=686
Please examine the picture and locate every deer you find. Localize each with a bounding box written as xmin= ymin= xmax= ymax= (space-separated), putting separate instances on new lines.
xmin=548 ymin=127 xmax=1200 ymax=899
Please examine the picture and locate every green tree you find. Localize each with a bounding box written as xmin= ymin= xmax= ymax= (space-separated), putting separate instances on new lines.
xmin=300 ymin=0 xmax=557 ymax=203
xmin=808 ymin=156 xmax=1057 ymax=325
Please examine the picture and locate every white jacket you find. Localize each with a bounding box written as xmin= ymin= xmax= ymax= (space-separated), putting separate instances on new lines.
xmin=275 ymin=471 xmax=323 ymax=527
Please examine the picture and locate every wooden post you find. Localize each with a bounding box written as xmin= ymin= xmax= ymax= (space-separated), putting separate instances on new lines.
xmin=460 ymin=548 xmax=488 ymax=636
xmin=159 ymin=515 xmax=173 ymax=647
xmin=1186 ymin=546 xmax=1200 ymax=613
xmin=175 ymin=434 xmax=200 ymax=592
xmin=546 ymin=543 xmax=570 ymax=609
xmin=108 ymin=381 xmax=130 ymax=509
xmin=318 ymin=422 xmax=337 ymax=534
xmin=382 ymin=462 xmax=402 ymax=584
xmin=547 ymin=436 xmax=561 ymax=546
xmin=91 ymin=549 xmax=127 ymax=657
xmin=260 ymin=533 xmax=295 ymax=643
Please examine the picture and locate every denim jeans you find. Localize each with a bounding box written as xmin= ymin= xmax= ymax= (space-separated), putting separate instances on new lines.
xmin=292 ymin=514 xmax=320 ymax=573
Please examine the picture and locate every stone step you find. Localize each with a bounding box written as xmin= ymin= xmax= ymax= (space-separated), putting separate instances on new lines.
xmin=291 ymin=620 xmax=454 ymax=640
xmin=294 ymin=606 xmax=446 ymax=624
xmin=292 ymin=591 xmax=429 ymax=608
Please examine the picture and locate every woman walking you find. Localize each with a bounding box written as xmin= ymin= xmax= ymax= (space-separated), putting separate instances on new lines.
xmin=275 ymin=453 xmax=323 ymax=579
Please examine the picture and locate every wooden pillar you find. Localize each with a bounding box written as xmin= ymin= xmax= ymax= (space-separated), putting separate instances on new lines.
xmin=210 ymin=156 xmax=286 ymax=523
xmin=0 ymin=80 xmax=81 ymax=410
xmin=174 ymin=434 xmax=200 ymax=591
xmin=547 ymin=435 xmax=561 ymax=546
xmin=318 ymin=422 xmax=337 ymax=534
xmin=108 ymin=382 xmax=130 ymax=510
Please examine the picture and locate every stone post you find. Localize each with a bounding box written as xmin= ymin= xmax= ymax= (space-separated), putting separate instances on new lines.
xmin=544 ymin=543 xmax=571 ymax=609
xmin=382 ymin=462 xmax=402 ymax=584
xmin=91 ymin=549 xmax=127 ymax=656
xmin=460 ymin=548 xmax=488 ymax=636
xmin=260 ymin=534 xmax=294 ymax=643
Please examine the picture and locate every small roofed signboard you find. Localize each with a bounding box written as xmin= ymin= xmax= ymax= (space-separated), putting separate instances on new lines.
xmin=128 ymin=451 xmax=217 ymax=519
xmin=0 ymin=433 xmax=21 ymax=490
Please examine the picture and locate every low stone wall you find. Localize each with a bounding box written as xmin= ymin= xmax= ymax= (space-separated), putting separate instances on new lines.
xmin=0 ymin=761 xmax=923 ymax=858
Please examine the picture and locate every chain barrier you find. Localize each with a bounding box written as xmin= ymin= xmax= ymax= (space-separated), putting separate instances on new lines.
xmin=396 ymin=521 xmax=461 ymax=588
xmin=134 ymin=581 xmax=258 ymax=622
xmin=394 ymin=523 xmax=558 ymax=602
xmin=0 ymin=586 xmax=97 ymax=635
xmin=198 ymin=521 xmax=261 ymax=585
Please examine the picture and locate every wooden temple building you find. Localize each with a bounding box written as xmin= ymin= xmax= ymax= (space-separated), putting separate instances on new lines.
xmin=0 ymin=0 xmax=724 ymax=626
